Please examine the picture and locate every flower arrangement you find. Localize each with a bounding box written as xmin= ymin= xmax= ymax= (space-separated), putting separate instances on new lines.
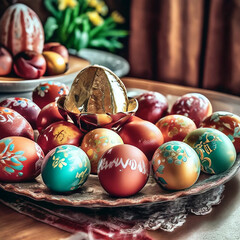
xmin=44 ymin=0 xmax=128 ymax=52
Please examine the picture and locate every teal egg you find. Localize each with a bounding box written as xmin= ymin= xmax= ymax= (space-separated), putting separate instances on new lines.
xmin=41 ymin=145 xmax=91 ymax=192
xmin=184 ymin=128 xmax=236 ymax=174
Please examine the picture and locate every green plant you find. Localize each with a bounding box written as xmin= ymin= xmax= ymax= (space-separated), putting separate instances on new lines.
xmin=44 ymin=0 xmax=128 ymax=52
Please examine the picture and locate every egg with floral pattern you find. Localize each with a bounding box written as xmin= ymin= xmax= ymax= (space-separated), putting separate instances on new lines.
xmin=0 ymin=136 xmax=44 ymax=182
xmin=200 ymin=111 xmax=240 ymax=153
xmin=152 ymin=141 xmax=200 ymax=190
xmin=81 ymin=128 xmax=123 ymax=174
xmin=41 ymin=145 xmax=90 ymax=192
xmin=32 ymin=81 xmax=69 ymax=109
xmin=156 ymin=114 xmax=197 ymax=143
xmin=184 ymin=128 xmax=236 ymax=174
xmin=0 ymin=97 xmax=41 ymax=129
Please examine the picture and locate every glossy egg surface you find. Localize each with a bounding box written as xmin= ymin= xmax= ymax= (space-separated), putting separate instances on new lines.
xmin=0 ymin=136 xmax=44 ymax=182
xmin=152 ymin=141 xmax=200 ymax=190
xmin=41 ymin=145 xmax=90 ymax=192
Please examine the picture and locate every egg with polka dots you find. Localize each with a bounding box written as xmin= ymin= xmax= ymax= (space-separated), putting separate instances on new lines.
xmin=81 ymin=128 xmax=123 ymax=174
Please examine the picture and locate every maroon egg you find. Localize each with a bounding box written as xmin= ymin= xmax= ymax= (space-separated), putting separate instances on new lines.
xmin=0 ymin=107 xmax=34 ymax=140
xmin=0 ymin=136 xmax=44 ymax=182
xmin=98 ymin=144 xmax=150 ymax=197
xmin=170 ymin=93 xmax=212 ymax=127
xmin=135 ymin=91 xmax=168 ymax=123
xmin=37 ymin=121 xmax=84 ymax=154
xmin=118 ymin=120 xmax=164 ymax=160
xmin=0 ymin=97 xmax=40 ymax=129
xmin=32 ymin=81 xmax=69 ymax=109
xmin=36 ymin=102 xmax=65 ymax=133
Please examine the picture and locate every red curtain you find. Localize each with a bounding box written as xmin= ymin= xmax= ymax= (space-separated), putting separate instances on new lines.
xmin=128 ymin=0 xmax=240 ymax=96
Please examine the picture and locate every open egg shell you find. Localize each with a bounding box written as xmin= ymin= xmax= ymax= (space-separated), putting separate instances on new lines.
xmin=57 ymin=65 xmax=138 ymax=132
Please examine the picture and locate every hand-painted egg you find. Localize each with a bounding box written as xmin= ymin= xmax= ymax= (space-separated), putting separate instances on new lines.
xmin=118 ymin=120 xmax=164 ymax=160
xmin=184 ymin=128 xmax=236 ymax=174
xmin=0 ymin=107 xmax=34 ymax=140
xmin=201 ymin=111 xmax=240 ymax=153
xmin=156 ymin=114 xmax=196 ymax=142
xmin=152 ymin=141 xmax=200 ymax=190
xmin=0 ymin=97 xmax=40 ymax=129
xmin=170 ymin=93 xmax=212 ymax=127
xmin=37 ymin=121 xmax=84 ymax=154
xmin=135 ymin=91 xmax=168 ymax=123
xmin=41 ymin=145 xmax=90 ymax=192
xmin=32 ymin=81 xmax=69 ymax=109
xmin=81 ymin=128 xmax=123 ymax=174
xmin=98 ymin=144 xmax=150 ymax=197
xmin=36 ymin=102 xmax=65 ymax=133
xmin=0 ymin=136 xmax=44 ymax=182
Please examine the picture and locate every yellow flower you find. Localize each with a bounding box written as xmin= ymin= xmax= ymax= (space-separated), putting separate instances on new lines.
xmin=58 ymin=0 xmax=78 ymax=10
xmin=111 ymin=11 xmax=125 ymax=24
xmin=52 ymin=156 xmax=67 ymax=169
xmin=87 ymin=11 xmax=104 ymax=26
xmin=96 ymin=1 xmax=108 ymax=16
xmin=87 ymin=0 xmax=98 ymax=8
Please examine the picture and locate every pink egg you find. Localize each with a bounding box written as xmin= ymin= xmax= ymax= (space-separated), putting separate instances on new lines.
xmin=98 ymin=144 xmax=150 ymax=197
xmin=0 ymin=107 xmax=34 ymax=140
xmin=32 ymin=81 xmax=69 ymax=109
xmin=0 ymin=97 xmax=40 ymax=129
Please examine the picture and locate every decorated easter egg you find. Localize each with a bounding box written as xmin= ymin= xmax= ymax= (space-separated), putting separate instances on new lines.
xmin=184 ymin=128 xmax=236 ymax=174
xmin=156 ymin=114 xmax=196 ymax=142
xmin=0 ymin=97 xmax=41 ymax=129
xmin=81 ymin=128 xmax=123 ymax=174
xmin=98 ymin=144 xmax=150 ymax=197
xmin=170 ymin=93 xmax=212 ymax=127
xmin=201 ymin=111 xmax=240 ymax=153
xmin=41 ymin=145 xmax=90 ymax=192
xmin=37 ymin=121 xmax=84 ymax=154
xmin=36 ymin=102 xmax=65 ymax=133
xmin=32 ymin=81 xmax=69 ymax=109
xmin=118 ymin=120 xmax=164 ymax=160
xmin=135 ymin=91 xmax=168 ymax=123
xmin=0 ymin=136 xmax=44 ymax=182
xmin=0 ymin=107 xmax=34 ymax=140
xmin=152 ymin=141 xmax=200 ymax=190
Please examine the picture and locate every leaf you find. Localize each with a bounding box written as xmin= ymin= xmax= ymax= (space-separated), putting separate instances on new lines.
xmin=44 ymin=17 xmax=58 ymax=41
xmin=79 ymin=32 xmax=89 ymax=49
xmin=98 ymin=30 xmax=129 ymax=38
xmin=44 ymin=0 xmax=61 ymax=19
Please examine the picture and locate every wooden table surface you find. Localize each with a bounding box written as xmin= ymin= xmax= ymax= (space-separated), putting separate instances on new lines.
xmin=1 ymin=77 xmax=240 ymax=240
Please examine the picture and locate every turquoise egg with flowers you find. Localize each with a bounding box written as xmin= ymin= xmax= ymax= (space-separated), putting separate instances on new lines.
xmin=184 ymin=128 xmax=236 ymax=174
xmin=41 ymin=145 xmax=91 ymax=192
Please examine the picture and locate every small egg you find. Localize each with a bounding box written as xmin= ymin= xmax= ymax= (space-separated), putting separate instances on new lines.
xmin=0 ymin=136 xmax=44 ymax=182
xmin=98 ymin=144 xmax=150 ymax=197
xmin=152 ymin=141 xmax=201 ymax=190
xmin=32 ymin=81 xmax=69 ymax=109
xmin=0 ymin=97 xmax=40 ymax=129
xmin=156 ymin=114 xmax=196 ymax=142
xmin=184 ymin=128 xmax=236 ymax=174
xmin=170 ymin=93 xmax=212 ymax=127
xmin=41 ymin=145 xmax=90 ymax=192
xmin=81 ymin=128 xmax=123 ymax=174
xmin=201 ymin=111 xmax=240 ymax=153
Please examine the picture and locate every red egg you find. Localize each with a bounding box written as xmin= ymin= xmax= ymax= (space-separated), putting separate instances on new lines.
xmin=36 ymin=102 xmax=65 ymax=133
xmin=135 ymin=91 xmax=168 ymax=123
xmin=118 ymin=120 xmax=164 ymax=160
xmin=98 ymin=144 xmax=150 ymax=197
xmin=170 ymin=93 xmax=212 ymax=127
xmin=156 ymin=114 xmax=197 ymax=142
xmin=0 ymin=136 xmax=44 ymax=182
xmin=32 ymin=81 xmax=69 ymax=109
xmin=0 ymin=107 xmax=34 ymax=140
xmin=37 ymin=121 xmax=84 ymax=154
xmin=0 ymin=97 xmax=40 ymax=129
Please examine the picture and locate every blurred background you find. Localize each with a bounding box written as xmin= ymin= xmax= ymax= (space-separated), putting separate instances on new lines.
xmin=1 ymin=0 xmax=240 ymax=96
